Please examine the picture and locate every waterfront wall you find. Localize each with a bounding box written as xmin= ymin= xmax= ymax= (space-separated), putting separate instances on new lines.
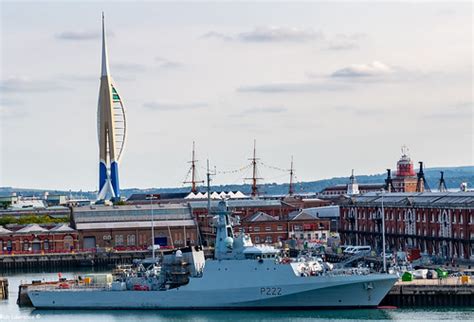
xmin=380 ymin=278 xmax=473 ymax=307
xmin=0 ymin=251 xmax=149 ymax=271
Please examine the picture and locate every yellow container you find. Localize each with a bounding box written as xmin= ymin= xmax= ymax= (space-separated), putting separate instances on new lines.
xmin=84 ymin=277 xmax=92 ymax=284
xmin=460 ymin=275 xmax=470 ymax=284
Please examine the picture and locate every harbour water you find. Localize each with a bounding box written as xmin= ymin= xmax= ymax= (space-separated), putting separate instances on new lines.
xmin=1 ymin=271 xmax=473 ymax=321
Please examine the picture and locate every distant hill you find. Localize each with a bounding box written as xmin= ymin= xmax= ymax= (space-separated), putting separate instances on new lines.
xmin=1 ymin=166 xmax=472 ymax=199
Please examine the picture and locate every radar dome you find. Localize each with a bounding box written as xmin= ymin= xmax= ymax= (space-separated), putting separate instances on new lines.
xmin=224 ymin=237 xmax=234 ymax=249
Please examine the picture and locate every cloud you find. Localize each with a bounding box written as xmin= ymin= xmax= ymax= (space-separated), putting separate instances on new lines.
xmin=238 ymin=82 xmax=348 ymax=93
xmin=55 ymin=31 xmax=102 ymax=41
xmin=231 ymin=106 xmax=288 ymax=117
xmin=332 ymin=105 xmax=387 ymax=117
xmin=57 ymin=74 xmax=97 ymax=82
xmin=0 ymin=98 xmax=26 ymax=119
xmin=331 ymin=61 xmax=394 ymax=78
xmin=325 ymin=33 xmax=365 ymax=51
xmin=250 ymin=106 xmax=287 ymax=114
xmin=112 ymin=63 xmax=147 ymax=73
xmin=0 ymin=77 xmax=69 ymax=93
xmin=202 ymin=31 xmax=233 ymax=41
xmin=203 ymin=26 xmax=323 ymax=43
xmin=155 ymin=57 xmax=182 ymax=69
xmin=0 ymin=97 xmax=23 ymax=107
xmin=425 ymin=101 xmax=473 ymax=120
xmin=143 ymin=101 xmax=208 ymax=111
xmin=238 ymin=26 xmax=322 ymax=42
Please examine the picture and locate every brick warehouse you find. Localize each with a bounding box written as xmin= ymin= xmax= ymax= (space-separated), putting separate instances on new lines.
xmin=72 ymin=204 xmax=197 ymax=249
xmin=339 ymin=192 xmax=474 ymax=260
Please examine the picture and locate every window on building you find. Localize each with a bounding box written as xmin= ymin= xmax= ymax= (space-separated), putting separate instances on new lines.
xmin=115 ymin=235 xmax=124 ymax=246
xmin=254 ymin=227 xmax=260 ymax=232
xmin=23 ymin=240 xmax=30 ymax=251
xmin=255 ymin=236 xmax=260 ymax=243
xmin=277 ymin=225 xmax=283 ymax=231
xmin=248 ymin=227 xmax=252 ymax=231
xmin=265 ymin=236 xmax=272 ymax=243
xmin=64 ymin=236 xmax=74 ymax=250
xmin=453 ymin=215 xmax=456 ymax=224
xmin=307 ymin=233 xmax=312 ymax=239
xmin=300 ymin=233 xmax=304 ymax=239
xmin=460 ymin=215 xmax=463 ymax=224
xmin=265 ymin=226 xmax=271 ymax=231
xmin=44 ymin=239 xmax=49 ymax=250
xmin=127 ymin=234 xmax=136 ymax=246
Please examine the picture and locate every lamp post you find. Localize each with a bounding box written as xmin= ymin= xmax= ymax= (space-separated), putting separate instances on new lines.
xmin=381 ymin=189 xmax=387 ymax=273
xmin=146 ymin=194 xmax=158 ymax=260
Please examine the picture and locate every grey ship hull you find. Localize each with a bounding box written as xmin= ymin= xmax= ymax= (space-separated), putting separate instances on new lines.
xmin=29 ymin=260 xmax=397 ymax=309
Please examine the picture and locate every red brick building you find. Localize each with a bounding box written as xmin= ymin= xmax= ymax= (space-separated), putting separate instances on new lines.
xmin=339 ymin=192 xmax=474 ymax=260
xmin=189 ymin=199 xmax=298 ymax=245
xmin=0 ymin=224 xmax=79 ymax=254
xmin=73 ymin=204 xmax=197 ymax=250
xmin=236 ymin=210 xmax=331 ymax=244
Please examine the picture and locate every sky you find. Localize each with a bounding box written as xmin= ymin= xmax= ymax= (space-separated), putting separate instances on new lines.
xmin=0 ymin=1 xmax=472 ymax=191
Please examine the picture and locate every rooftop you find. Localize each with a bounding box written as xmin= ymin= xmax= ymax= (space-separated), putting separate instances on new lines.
xmin=347 ymin=191 xmax=474 ymax=207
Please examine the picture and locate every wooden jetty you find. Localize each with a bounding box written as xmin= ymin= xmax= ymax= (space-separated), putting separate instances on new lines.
xmin=380 ymin=277 xmax=473 ymax=307
xmin=0 ymin=278 xmax=8 ymax=300
xmin=0 ymin=250 xmax=150 ymax=271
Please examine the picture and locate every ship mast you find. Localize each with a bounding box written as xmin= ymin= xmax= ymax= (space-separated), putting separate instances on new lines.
xmin=288 ymin=156 xmax=294 ymax=196
xmin=183 ymin=141 xmax=204 ymax=193
xmin=245 ymin=140 xmax=262 ymax=198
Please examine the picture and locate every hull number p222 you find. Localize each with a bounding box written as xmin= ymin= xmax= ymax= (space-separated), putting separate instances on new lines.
xmin=260 ymin=287 xmax=282 ymax=296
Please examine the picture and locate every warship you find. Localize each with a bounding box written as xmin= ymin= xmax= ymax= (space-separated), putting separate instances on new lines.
xmin=28 ymin=200 xmax=397 ymax=309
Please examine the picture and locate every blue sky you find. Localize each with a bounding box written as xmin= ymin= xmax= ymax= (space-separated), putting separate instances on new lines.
xmin=0 ymin=1 xmax=472 ymax=191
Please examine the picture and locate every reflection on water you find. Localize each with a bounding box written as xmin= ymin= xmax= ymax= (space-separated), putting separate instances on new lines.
xmin=1 ymin=271 xmax=473 ymax=322
xmin=32 ymin=308 xmax=394 ymax=321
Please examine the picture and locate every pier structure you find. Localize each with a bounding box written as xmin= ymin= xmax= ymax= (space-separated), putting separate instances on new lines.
xmin=97 ymin=13 xmax=127 ymax=200
xmin=380 ymin=278 xmax=474 ymax=307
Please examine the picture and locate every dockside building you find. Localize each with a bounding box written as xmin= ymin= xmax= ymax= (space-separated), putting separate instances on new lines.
xmin=339 ymin=192 xmax=474 ymax=260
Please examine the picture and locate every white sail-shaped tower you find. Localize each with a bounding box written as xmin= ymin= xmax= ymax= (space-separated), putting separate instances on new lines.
xmin=97 ymin=13 xmax=127 ymax=200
